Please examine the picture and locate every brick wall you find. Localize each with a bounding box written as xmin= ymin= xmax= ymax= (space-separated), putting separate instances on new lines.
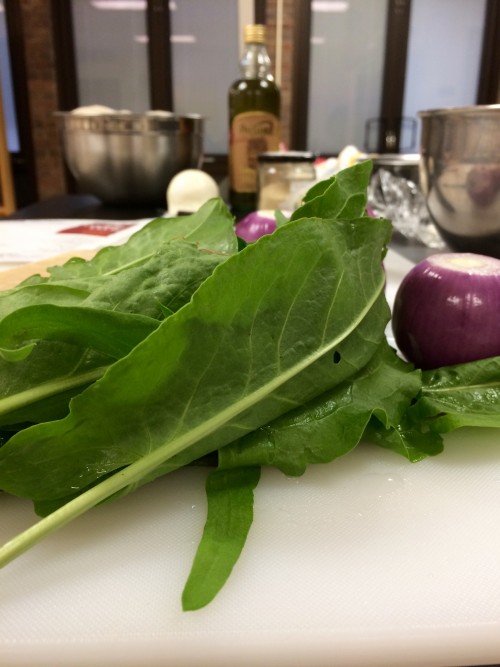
xmin=19 ymin=0 xmax=66 ymax=201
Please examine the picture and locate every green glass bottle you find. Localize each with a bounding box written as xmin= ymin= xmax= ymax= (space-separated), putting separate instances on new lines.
xmin=228 ymin=24 xmax=281 ymax=216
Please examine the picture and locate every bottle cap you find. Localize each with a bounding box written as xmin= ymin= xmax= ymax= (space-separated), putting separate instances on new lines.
xmin=244 ymin=24 xmax=266 ymax=44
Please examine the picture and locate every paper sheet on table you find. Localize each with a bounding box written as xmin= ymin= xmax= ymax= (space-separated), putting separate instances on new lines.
xmin=0 ymin=218 xmax=154 ymax=269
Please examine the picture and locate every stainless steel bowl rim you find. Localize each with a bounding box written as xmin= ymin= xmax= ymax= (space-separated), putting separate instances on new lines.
xmin=418 ymin=104 xmax=500 ymax=117
xmin=55 ymin=112 xmax=204 ymax=134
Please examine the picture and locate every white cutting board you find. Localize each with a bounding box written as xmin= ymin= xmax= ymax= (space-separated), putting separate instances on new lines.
xmin=1 ymin=250 xmax=500 ymax=667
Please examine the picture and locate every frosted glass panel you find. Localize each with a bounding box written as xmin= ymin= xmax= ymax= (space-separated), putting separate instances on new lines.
xmin=403 ymin=0 xmax=486 ymax=148
xmin=307 ymin=0 xmax=388 ymax=154
xmin=0 ymin=1 xmax=19 ymax=151
xmin=71 ymin=0 xmax=149 ymax=112
xmin=170 ymin=0 xmax=239 ymax=154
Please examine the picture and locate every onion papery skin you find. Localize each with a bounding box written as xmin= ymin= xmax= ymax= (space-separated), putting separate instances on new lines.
xmin=392 ymin=253 xmax=500 ymax=370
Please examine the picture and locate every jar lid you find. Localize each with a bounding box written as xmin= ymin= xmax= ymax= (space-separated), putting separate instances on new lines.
xmin=258 ymin=151 xmax=316 ymax=163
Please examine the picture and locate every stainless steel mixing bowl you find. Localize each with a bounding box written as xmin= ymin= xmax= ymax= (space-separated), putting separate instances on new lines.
xmin=418 ymin=104 xmax=500 ymax=257
xmin=56 ymin=112 xmax=204 ymax=205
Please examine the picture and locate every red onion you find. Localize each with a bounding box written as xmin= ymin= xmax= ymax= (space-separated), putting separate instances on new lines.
xmin=235 ymin=212 xmax=277 ymax=243
xmin=392 ymin=253 xmax=500 ymax=369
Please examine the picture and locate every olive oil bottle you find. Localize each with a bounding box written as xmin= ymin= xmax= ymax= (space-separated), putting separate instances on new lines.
xmin=228 ymin=24 xmax=281 ymax=215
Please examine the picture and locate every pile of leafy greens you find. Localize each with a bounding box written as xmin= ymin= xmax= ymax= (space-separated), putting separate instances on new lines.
xmin=0 ymin=161 xmax=499 ymax=611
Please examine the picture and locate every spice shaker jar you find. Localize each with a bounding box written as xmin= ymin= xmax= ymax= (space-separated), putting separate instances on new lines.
xmin=257 ymin=151 xmax=316 ymax=212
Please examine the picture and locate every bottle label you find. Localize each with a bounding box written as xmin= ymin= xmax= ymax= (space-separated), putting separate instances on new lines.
xmin=230 ymin=111 xmax=280 ymax=193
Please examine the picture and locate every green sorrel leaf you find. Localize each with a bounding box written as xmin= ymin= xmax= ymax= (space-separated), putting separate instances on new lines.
xmin=182 ymin=466 xmax=261 ymax=611
xmin=0 ymin=215 xmax=391 ymax=503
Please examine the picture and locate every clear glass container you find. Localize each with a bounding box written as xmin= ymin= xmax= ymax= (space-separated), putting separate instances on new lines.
xmin=257 ymin=151 xmax=316 ymax=212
